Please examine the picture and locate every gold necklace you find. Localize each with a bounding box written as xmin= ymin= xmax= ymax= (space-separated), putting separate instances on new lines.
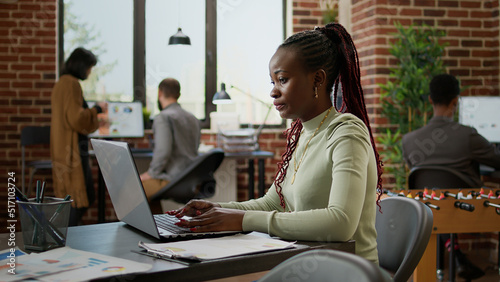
xmin=291 ymin=107 xmax=333 ymax=184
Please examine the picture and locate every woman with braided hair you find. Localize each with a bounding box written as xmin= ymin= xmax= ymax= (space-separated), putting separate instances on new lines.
xmin=170 ymin=23 xmax=383 ymax=263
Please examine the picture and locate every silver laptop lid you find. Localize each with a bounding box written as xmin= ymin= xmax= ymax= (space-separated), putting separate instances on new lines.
xmin=90 ymin=139 xmax=161 ymax=239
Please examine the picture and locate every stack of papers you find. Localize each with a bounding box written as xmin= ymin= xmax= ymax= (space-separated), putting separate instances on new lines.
xmin=0 ymin=247 xmax=152 ymax=282
xmin=139 ymin=233 xmax=296 ymax=261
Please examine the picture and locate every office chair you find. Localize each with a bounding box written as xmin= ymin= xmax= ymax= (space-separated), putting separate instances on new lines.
xmin=20 ymin=126 xmax=52 ymax=196
xmin=376 ymin=196 xmax=434 ymax=282
xmin=408 ymin=165 xmax=478 ymax=190
xmin=258 ymin=249 xmax=392 ymax=282
xmin=149 ymin=148 xmax=225 ymax=203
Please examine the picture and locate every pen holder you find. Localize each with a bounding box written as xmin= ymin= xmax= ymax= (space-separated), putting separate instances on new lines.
xmin=17 ymin=197 xmax=72 ymax=252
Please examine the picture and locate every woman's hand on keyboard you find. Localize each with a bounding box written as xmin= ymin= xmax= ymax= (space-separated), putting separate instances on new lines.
xmin=166 ymin=199 xmax=221 ymax=218
xmin=174 ymin=207 xmax=245 ymax=232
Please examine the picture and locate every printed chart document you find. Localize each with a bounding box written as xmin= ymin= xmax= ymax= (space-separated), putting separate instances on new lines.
xmin=139 ymin=232 xmax=296 ymax=261
xmin=0 ymin=247 xmax=152 ymax=282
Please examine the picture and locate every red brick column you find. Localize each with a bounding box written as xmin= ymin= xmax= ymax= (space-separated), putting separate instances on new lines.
xmin=0 ymin=0 xmax=57 ymax=232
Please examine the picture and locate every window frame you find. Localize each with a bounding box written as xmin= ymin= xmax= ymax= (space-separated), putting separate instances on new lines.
xmin=58 ymin=0 xmax=287 ymax=129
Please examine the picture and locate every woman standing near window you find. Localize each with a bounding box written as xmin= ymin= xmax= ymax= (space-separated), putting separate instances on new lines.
xmin=51 ymin=47 xmax=107 ymax=225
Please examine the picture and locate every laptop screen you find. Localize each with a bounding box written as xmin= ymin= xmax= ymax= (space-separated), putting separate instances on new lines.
xmin=90 ymin=139 xmax=161 ymax=239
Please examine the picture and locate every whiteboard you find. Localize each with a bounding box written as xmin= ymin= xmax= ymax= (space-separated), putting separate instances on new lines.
xmin=459 ymin=96 xmax=500 ymax=143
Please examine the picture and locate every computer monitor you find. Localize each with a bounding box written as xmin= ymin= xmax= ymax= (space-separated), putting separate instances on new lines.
xmin=87 ymin=101 xmax=144 ymax=138
xmin=458 ymin=96 xmax=500 ymax=143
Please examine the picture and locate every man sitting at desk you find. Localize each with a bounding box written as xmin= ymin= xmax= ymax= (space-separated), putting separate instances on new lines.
xmin=140 ymin=78 xmax=201 ymax=206
xmin=402 ymin=73 xmax=500 ymax=280
xmin=402 ymin=73 xmax=500 ymax=186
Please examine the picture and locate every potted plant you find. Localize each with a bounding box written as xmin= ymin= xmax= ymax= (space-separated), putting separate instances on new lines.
xmin=378 ymin=22 xmax=448 ymax=189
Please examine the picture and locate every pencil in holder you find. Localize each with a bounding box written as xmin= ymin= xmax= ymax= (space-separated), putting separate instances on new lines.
xmin=17 ymin=197 xmax=72 ymax=252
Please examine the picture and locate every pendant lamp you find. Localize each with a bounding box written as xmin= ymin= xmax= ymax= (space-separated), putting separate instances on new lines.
xmin=168 ymin=0 xmax=191 ymax=45
xmin=169 ymin=27 xmax=191 ymax=45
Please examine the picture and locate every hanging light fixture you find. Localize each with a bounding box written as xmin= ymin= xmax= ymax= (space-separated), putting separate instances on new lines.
xmin=169 ymin=28 xmax=191 ymax=45
xmin=168 ymin=0 xmax=191 ymax=45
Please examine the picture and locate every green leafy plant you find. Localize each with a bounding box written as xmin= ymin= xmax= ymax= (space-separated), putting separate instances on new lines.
xmin=378 ymin=22 xmax=447 ymax=189
xmin=320 ymin=0 xmax=338 ymax=24
xmin=143 ymin=107 xmax=151 ymax=129
xmin=378 ymin=129 xmax=405 ymax=189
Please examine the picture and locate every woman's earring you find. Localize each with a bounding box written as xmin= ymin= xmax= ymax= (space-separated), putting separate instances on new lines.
xmin=314 ymin=87 xmax=318 ymax=99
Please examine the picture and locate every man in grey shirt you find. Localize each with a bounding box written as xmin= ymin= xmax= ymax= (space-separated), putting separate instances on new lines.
xmin=402 ymin=74 xmax=500 ymax=187
xmin=402 ymin=74 xmax=500 ymax=280
xmin=140 ymin=78 xmax=201 ymax=202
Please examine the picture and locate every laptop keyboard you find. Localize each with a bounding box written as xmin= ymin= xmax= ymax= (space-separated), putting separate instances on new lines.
xmin=154 ymin=214 xmax=191 ymax=234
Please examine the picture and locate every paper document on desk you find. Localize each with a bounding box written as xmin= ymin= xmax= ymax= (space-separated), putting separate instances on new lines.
xmin=0 ymin=246 xmax=152 ymax=282
xmin=139 ymin=233 xmax=296 ymax=261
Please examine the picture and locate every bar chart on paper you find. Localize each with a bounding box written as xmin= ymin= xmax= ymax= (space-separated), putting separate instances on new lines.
xmin=88 ymin=257 xmax=108 ymax=267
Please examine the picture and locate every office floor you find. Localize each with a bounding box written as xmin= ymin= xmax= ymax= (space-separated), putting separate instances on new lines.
xmin=433 ymin=248 xmax=500 ymax=282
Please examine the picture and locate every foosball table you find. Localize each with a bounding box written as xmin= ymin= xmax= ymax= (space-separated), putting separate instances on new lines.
xmin=387 ymin=188 xmax=500 ymax=282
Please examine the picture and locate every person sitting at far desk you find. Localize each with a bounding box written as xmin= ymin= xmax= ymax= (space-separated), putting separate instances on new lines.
xmin=402 ymin=74 xmax=500 ymax=188
xmin=168 ymin=23 xmax=384 ymax=264
xmin=140 ymin=78 xmax=201 ymax=211
xmin=402 ymin=73 xmax=500 ymax=280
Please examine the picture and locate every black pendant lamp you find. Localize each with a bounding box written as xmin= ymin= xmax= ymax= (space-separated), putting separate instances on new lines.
xmin=169 ymin=27 xmax=191 ymax=45
xmin=169 ymin=0 xmax=190 ymax=46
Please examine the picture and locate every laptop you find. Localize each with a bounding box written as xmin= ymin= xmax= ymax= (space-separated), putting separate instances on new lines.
xmin=90 ymin=138 xmax=240 ymax=241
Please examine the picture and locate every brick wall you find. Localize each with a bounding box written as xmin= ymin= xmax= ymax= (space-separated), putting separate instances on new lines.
xmin=354 ymin=0 xmax=500 ymax=95
xmin=350 ymin=0 xmax=500 ymax=187
xmin=1 ymin=0 xmax=499 ymax=259
xmin=292 ymin=0 xmax=500 ymax=187
xmin=348 ymin=0 xmax=500 ymax=263
xmin=0 ymin=0 xmax=57 ymax=232
xmin=292 ymin=0 xmax=323 ymax=32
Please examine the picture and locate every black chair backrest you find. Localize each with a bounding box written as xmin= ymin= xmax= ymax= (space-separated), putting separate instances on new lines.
xmin=20 ymin=126 xmax=51 ymax=194
xmin=21 ymin=126 xmax=50 ymax=146
xmin=150 ymin=148 xmax=225 ymax=203
xmin=376 ymin=197 xmax=433 ymax=282
xmin=408 ymin=166 xmax=477 ymax=189
xmin=259 ymin=249 xmax=392 ymax=282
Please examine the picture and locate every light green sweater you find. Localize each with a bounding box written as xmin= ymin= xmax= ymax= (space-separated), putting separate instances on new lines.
xmin=220 ymin=109 xmax=379 ymax=264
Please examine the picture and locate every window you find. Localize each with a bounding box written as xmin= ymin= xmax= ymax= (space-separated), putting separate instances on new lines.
xmin=216 ymin=0 xmax=284 ymax=126
xmin=61 ymin=0 xmax=286 ymax=128
xmin=63 ymin=0 xmax=134 ymax=102
xmin=145 ymin=0 xmax=206 ymax=119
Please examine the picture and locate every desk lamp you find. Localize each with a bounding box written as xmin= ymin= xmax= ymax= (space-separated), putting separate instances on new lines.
xmin=212 ymin=83 xmax=232 ymax=103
